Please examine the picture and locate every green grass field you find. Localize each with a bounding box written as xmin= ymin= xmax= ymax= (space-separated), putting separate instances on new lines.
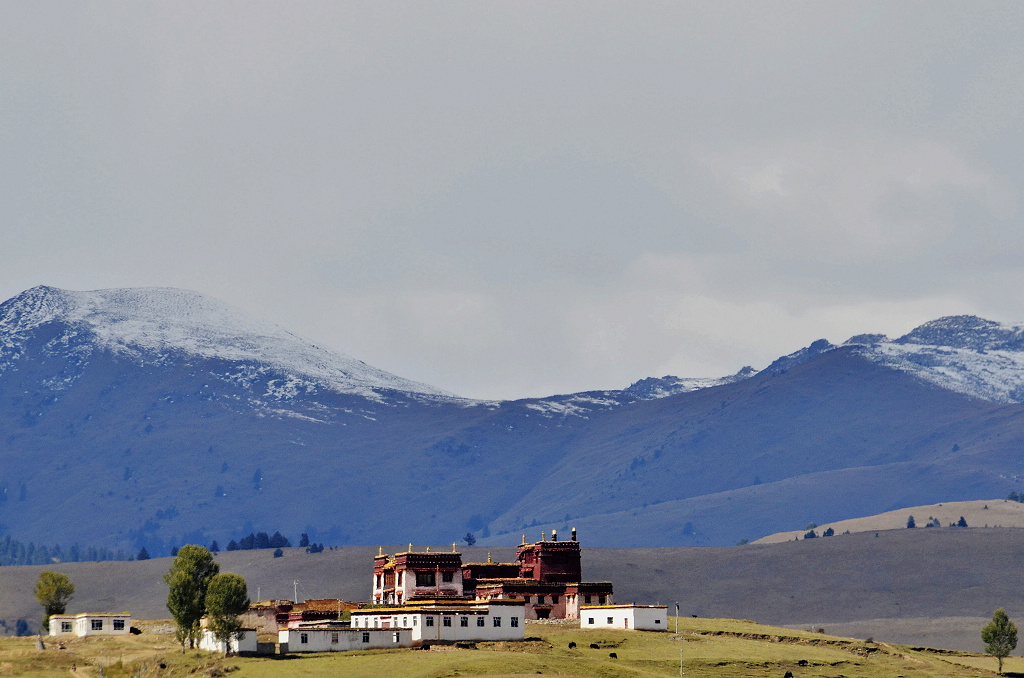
xmin=0 ymin=617 xmax=1016 ymax=677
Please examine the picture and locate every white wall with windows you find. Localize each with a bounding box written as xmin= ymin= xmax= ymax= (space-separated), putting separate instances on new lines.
xmin=48 ymin=613 xmax=131 ymax=637
xmin=350 ymin=602 xmax=525 ymax=644
xmin=580 ymin=605 xmax=667 ymax=631
xmin=279 ymin=625 xmax=411 ymax=652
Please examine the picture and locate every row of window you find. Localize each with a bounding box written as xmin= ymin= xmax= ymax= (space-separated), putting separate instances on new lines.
xmin=585 ymin=617 xmax=660 ymax=625
xmin=298 ymin=631 xmax=402 ymax=644
xmin=426 ymin=616 xmax=517 ymax=628
xmin=355 ymin=615 xmax=519 ymax=629
xmin=60 ymin=619 xmax=125 ymax=632
xmin=375 ymin=570 xmax=459 ymax=589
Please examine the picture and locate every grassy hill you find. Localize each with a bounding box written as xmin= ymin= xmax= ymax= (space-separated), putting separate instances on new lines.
xmin=4 ymin=528 xmax=1024 ymax=652
xmin=754 ymin=498 xmax=1024 ymax=543
xmin=1 ymin=616 xmax=1020 ymax=678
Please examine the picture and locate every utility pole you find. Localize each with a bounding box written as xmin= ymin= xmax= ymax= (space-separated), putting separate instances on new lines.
xmin=676 ymin=603 xmax=682 ymax=678
xmin=293 ymin=580 xmax=299 ymax=604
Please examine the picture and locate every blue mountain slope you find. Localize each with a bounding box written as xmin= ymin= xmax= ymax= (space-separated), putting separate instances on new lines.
xmin=3 ymin=286 xmax=1024 ymax=553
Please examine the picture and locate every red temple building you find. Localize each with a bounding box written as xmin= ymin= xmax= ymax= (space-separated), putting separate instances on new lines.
xmin=373 ymin=528 xmax=613 ymax=620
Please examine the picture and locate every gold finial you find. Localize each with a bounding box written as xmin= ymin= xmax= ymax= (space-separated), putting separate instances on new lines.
xmin=541 ymin=532 xmax=545 ymax=541
xmin=487 ymin=552 xmax=492 ymax=563
xmin=522 ymin=534 xmax=526 ymax=545
xmin=426 ymin=546 xmax=430 ymax=552
xmin=409 ymin=543 xmax=413 ymax=552
xmin=452 ymin=542 xmax=456 ymax=553
xmin=378 ymin=546 xmax=383 ymax=556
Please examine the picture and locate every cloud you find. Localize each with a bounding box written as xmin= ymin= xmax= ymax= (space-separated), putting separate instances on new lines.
xmin=4 ymin=3 xmax=1024 ymax=399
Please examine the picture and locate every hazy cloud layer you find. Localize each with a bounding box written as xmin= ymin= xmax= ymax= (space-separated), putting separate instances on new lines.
xmin=3 ymin=2 xmax=1024 ymax=399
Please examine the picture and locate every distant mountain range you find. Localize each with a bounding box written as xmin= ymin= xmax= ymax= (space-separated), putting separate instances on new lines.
xmin=2 ymin=285 xmax=1024 ymax=555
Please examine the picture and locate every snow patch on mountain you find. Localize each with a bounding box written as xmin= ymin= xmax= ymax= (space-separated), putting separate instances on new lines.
xmin=0 ymin=286 xmax=460 ymax=402
xmin=839 ymin=316 xmax=1024 ymax=404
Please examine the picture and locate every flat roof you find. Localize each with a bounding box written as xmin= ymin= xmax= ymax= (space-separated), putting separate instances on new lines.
xmin=580 ymin=604 xmax=667 ymax=610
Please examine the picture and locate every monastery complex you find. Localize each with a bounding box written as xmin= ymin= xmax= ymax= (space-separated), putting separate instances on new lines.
xmin=373 ymin=528 xmax=614 ymax=620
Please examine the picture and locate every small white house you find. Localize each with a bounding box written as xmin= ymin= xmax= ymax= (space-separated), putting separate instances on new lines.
xmin=198 ymin=627 xmax=257 ymax=654
xmin=48 ymin=613 xmax=131 ymax=637
xmin=349 ymin=599 xmax=526 ymax=646
xmin=280 ymin=623 xmax=411 ymax=652
xmin=580 ymin=604 xmax=668 ymax=631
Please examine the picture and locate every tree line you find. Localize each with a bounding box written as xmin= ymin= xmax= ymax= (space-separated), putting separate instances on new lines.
xmin=0 ymin=535 xmax=133 ymax=566
xmin=220 ymin=530 xmax=290 ymax=552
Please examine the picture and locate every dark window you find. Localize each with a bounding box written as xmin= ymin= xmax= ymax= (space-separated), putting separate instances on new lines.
xmin=301 ymin=633 xmax=308 ymax=644
xmin=511 ymin=617 xmax=519 ymax=628
xmin=588 ymin=617 xmax=595 ymax=625
xmin=584 ymin=595 xmax=591 ymax=604
xmin=655 ymin=619 xmax=661 ymax=624
xmin=524 ymin=596 xmax=531 ymax=604
xmin=113 ymin=619 xmax=125 ymax=631
xmin=442 ymin=571 xmax=454 ymax=583
xmin=552 ymin=595 xmax=559 ymax=603
xmin=91 ymin=619 xmax=103 ymax=631
xmin=538 ymin=596 xmax=545 ymax=604
xmin=493 ymin=617 xmax=501 ymax=627
xmin=477 ymin=617 xmax=485 ymax=627
xmin=426 ymin=616 xmax=434 ymax=627
xmin=362 ymin=632 xmax=370 ymax=643
xmin=460 ymin=617 xmax=468 ymax=627
xmin=61 ymin=622 xmax=72 ymax=632
xmin=393 ymin=632 xmax=400 ymax=643
xmin=332 ymin=632 xmax=339 ymax=643
xmin=416 ymin=571 xmax=436 ymax=587
xmin=443 ymin=616 xmax=452 ymax=627
xmin=607 ymin=617 xmax=614 ymax=624
xmin=598 ymin=596 xmax=606 ymax=605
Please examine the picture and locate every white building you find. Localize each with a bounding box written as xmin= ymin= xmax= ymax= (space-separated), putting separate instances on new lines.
xmin=48 ymin=613 xmax=131 ymax=637
xmin=350 ymin=599 xmax=525 ymax=646
xmin=580 ymin=604 xmax=668 ymax=631
xmin=198 ymin=627 xmax=257 ymax=654
xmin=280 ymin=623 xmax=411 ymax=652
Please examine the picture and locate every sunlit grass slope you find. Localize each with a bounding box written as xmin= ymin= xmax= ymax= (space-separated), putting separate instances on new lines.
xmin=2 ymin=617 xmax=1015 ymax=678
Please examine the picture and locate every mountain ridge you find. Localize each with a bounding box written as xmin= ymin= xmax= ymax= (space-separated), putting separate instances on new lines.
xmin=3 ymin=286 xmax=1024 ymax=554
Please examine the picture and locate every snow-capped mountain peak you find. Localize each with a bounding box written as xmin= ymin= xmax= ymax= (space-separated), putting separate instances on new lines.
xmin=0 ymin=286 xmax=458 ymax=401
xmin=838 ymin=315 xmax=1024 ymax=404
xmin=892 ymin=315 xmax=1024 ymax=352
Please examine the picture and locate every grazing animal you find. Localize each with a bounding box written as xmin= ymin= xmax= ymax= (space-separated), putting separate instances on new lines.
xmin=590 ymin=643 xmax=600 ymax=649
xmin=609 ymin=652 xmax=617 ymax=659
xmin=568 ymin=641 xmax=576 ymax=648
xmin=784 ymin=672 xmax=793 ymax=678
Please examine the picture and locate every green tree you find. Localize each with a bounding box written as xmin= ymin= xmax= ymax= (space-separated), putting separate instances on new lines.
xmin=34 ymin=571 xmax=74 ymax=632
xmin=163 ymin=545 xmax=220 ymax=650
xmin=205 ymin=573 xmax=249 ymax=655
xmin=982 ymin=608 xmax=1018 ymax=673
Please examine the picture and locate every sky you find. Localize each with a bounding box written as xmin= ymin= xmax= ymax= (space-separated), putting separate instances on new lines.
xmin=3 ymin=2 xmax=1024 ymax=400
